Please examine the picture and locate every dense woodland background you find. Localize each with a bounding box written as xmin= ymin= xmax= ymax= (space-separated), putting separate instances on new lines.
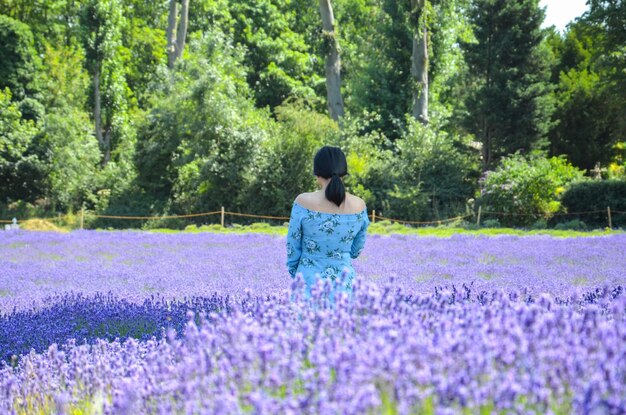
xmin=1 ymin=0 xmax=625 ymax=229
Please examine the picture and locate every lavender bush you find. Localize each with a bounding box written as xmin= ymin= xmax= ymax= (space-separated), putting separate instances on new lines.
xmin=0 ymin=231 xmax=625 ymax=414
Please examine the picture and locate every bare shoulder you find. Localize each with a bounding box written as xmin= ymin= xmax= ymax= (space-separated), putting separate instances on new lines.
xmin=345 ymin=193 xmax=366 ymax=211
xmin=294 ymin=192 xmax=316 ymax=206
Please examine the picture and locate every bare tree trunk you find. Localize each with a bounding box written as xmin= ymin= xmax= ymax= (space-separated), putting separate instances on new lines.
xmin=175 ymin=0 xmax=189 ymax=61
xmin=411 ymin=0 xmax=428 ymax=125
xmin=319 ymin=0 xmax=344 ymax=121
xmin=93 ymin=67 xmax=112 ymax=166
xmin=93 ymin=69 xmax=104 ymax=155
xmin=166 ymin=0 xmax=178 ymax=68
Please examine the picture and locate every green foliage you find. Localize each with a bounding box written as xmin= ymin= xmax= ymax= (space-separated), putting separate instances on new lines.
xmin=121 ymin=19 xmax=167 ymax=109
xmin=547 ymin=20 xmax=623 ymax=170
xmin=345 ymin=0 xmax=412 ymax=137
xmin=461 ymin=0 xmax=554 ymax=168
xmin=347 ymin=0 xmax=472 ymax=137
xmin=43 ymin=110 xmax=101 ymax=211
xmin=393 ymin=118 xmax=479 ymax=220
xmin=0 ymin=14 xmax=41 ymax=101
xmin=80 ymin=0 xmax=134 ymax=161
xmin=136 ymin=31 xmax=270 ymax=216
xmin=347 ymin=117 xmax=479 ymax=222
xmin=554 ymin=219 xmax=587 ymax=231
xmin=479 ymin=153 xmax=585 ymax=226
xmin=338 ymin=114 xmax=396 ymax=211
xmin=37 ymin=41 xmax=101 ymax=211
xmin=482 ymin=219 xmax=501 ymax=228
xmin=170 ymin=220 xmax=619 ymax=237
xmin=225 ymin=0 xmax=321 ymax=110
xmin=41 ymin=41 xmax=90 ymax=110
xmin=0 ymin=88 xmax=46 ymax=204
xmin=1 ymin=0 xmax=625 ymax=226
xmin=239 ymin=101 xmax=338 ymax=217
xmin=561 ymin=180 xmax=626 ymax=228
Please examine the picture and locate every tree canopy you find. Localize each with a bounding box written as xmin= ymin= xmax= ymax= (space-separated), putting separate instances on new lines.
xmin=0 ymin=0 xmax=624 ymax=227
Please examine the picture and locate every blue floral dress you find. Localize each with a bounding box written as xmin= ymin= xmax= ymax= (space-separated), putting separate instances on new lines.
xmin=286 ymin=202 xmax=369 ymax=295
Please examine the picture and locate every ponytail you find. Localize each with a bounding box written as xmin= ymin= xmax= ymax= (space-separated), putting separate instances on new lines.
xmin=325 ymin=173 xmax=346 ymax=207
xmin=314 ymin=146 xmax=349 ymax=206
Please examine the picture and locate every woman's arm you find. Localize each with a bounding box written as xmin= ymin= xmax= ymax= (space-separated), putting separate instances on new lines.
xmin=350 ymin=212 xmax=370 ymax=259
xmin=286 ymin=203 xmax=303 ymax=277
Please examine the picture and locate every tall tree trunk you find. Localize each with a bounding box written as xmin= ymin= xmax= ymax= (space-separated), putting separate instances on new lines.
xmin=93 ymin=68 xmax=112 ymax=166
xmin=93 ymin=68 xmax=104 ymax=162
xmin=319 ymin=0 xmax=344 ymax=121
xmin=166 ymin=0 xmax=178 ymax=68
xmin=411 ymin=0 xmax=428 ymax=125
xmin=175 ymin=0 xmax=189 ymax=61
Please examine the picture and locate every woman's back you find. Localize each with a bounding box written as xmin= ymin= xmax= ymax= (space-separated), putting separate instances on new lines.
xmin=286 ymin=193 xmax=369 ymax=291
xmin=286 ymin=145 xmax=369 ymax=297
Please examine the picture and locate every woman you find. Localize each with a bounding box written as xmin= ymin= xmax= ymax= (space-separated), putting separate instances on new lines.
xmin=286 ymin=146 xmax=369 ymax=298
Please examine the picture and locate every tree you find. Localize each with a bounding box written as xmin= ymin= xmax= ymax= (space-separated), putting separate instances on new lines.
xmin=547 ymin=21 xmax=617 ymax=170
xmin=80 ymin=0 xmax=131 ymax=166
xmin=135 ymin=32 xmax=270 ymax=214
xmin=41 ymin=42 xmax=101 ymax=211
xmin=586 ymin=0 xmax=626 ymax=167
xmin=319 ymin=0 xmax=345 ymax=121
xmin=410 ymin=0 xmax=429 ymax=124
xmin=0 ymin=88 xmax=46 ymax=204
xmin=166 ymin=0 xmax=190 ymax=68
xmin=0 ymin=15 xmax=41 ymax=101
xmin=226 ymin=0 xmax=320 ymax=110
xmin=0 ymin=0 xmax=81 ymax=45
xmin=347 ymin=0 xmax=470 ymax=138
xmin=461 ymin=0 xmax=553 ymax=169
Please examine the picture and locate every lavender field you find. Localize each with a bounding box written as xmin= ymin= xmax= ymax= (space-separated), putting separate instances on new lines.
xmin=1 ymin=230 xmax=625 ymax=414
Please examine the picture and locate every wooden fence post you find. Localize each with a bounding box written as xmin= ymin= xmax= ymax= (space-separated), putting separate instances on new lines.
xmin=221 ymin=206 xmax=225 ymax=227
xmin=371 ymin=210 xmax=375 ymax=224
xmin=476 ymin=205 xmax=482 ymax=226
xmin=80 ymin=207 xmax=84 ymax=230
xmin=608 ymin=206 xmax=612 ymax=229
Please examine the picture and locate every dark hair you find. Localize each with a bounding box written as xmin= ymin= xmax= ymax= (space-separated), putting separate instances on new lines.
xmin=313 ymin=146 xmax=348 ymax=206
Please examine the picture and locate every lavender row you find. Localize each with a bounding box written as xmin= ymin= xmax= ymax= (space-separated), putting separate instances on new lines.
xmin=2 ymin=231 xmax=625 ymax=312
xmin=1 ymin=279 xmax=625 ymax=414
xmin=0 ymin=292 xmax=232 ymax=361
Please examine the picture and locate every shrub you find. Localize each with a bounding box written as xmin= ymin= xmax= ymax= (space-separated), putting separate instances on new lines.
xmin=554 ymin=219 xmax=587 ymax=231
xmin=479 ymin=153 xmax=585 ymax=227
xmin=238 ymin=101 xmax=337 ymax=218
xmin=560 ymin=180 xmax=626 ymax=228
xmin=531 ymin=218 xmax=548 ymax=230
xmin=346 ymin=117 xmax=480 ymax=223
xmin=482 ymin=219 xmax=501 ymax=228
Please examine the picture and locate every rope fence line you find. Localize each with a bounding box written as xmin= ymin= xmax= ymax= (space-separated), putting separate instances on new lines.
xmin=373 ymin=214 xmax=471 ymax=225
xmin=224 ymin=211 xmax=290 ymax=221
xmin=94 ymin=211 xmax=222 ymax=220
xmin=480 ymin=209 xmax=612 ymax=217
xmin=2 ymin=206 xmax=625 ymax=229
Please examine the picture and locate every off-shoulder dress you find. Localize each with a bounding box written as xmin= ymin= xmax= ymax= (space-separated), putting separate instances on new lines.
xmin=286 ymin=202 xmax=369 ymax=295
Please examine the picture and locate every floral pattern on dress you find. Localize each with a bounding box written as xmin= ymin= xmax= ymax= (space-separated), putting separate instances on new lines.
xmin=319 ymin=216 xmax=340 ymax=235
xmin=304 ymin=239 xmax=320 ymax=254
xmin=290 ymin=228 xmax=302 ymax=240
xmin=307 ymin=211 xmax=322 ymax=221
xmin=340 ymin=228 xmax=355 ymax=244
xmin=301 ymin=257 xmax=314 ymax=268
xmin=326 ymin=249 xmax=343 ymax=260
xmin=286 ymin=202 xmax=369 ymax=290
xmin=322 ymin=265 xmax=341 ymax=281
